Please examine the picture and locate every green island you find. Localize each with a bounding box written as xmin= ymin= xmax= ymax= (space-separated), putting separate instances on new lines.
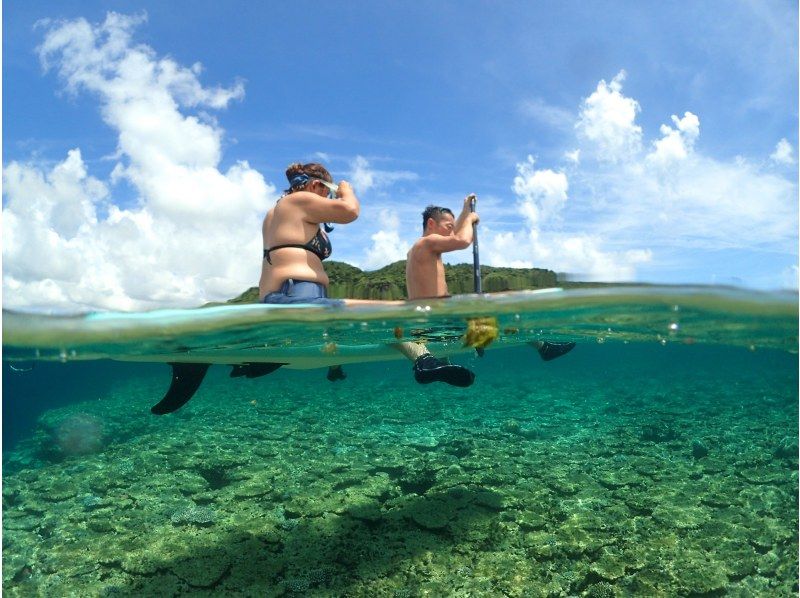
xmin=228 ymin=260 xmax=615 ymax=303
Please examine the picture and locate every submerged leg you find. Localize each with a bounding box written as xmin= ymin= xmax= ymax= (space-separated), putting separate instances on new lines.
xmin=534 ymin=341 xmax=576 ymax=361
xmin=413 ymin=354 xmax=475 ymax=387
xmin=392 ymin=341 xmax=475 ymax=388
xmin=151 ymin=363 xmax=211 ymax=415
xmin=230 ymin=363 xmax=285 ymax=378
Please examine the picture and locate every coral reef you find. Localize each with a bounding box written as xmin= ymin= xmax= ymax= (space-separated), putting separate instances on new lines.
xmin=2 ymin=344 xmax=797 ymax=596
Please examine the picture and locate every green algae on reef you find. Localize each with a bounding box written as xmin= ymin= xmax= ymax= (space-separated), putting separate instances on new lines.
xmin=2 ymin=342 xmax=798 ymax=596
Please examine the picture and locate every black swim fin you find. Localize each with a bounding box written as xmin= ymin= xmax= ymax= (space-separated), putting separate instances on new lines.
xmin=413 ymin=354 xmax=475 ymax=387
xmin=537 ymin=341 xmax=576 ymax=361
xmin=151 ymin=363 xmax=211 ymax=415
xmin=230 ymin=363 xmax=285 ymax=378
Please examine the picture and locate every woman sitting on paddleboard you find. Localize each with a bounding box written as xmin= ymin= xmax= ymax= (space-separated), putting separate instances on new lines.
xmin=259 ymin=162 xmax=353 ymax=306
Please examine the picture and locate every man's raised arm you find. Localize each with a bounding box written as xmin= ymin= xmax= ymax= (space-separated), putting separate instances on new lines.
xmin=453 ymin=194 xmax=475 ymax=234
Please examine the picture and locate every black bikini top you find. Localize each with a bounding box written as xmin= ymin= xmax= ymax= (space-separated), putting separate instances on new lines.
xmin=263 ymin=228 xmax=332 ymax=265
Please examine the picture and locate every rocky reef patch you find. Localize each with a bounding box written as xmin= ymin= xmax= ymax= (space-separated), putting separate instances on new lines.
xmin=3 ymin=347 xmax=798 ymax=596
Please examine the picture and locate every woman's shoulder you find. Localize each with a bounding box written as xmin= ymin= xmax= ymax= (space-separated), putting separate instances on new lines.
xmin=282 ymin=190 xmax=321 ymax=204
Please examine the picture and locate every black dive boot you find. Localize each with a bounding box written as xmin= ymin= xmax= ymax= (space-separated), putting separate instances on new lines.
xmin=326 ymin=365 xmax=347 ymax=382
xmin=413 ymin=354 xmax=475 ymax=387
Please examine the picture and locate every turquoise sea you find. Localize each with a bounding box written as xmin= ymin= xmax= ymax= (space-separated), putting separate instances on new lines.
xmin=2 ymin=286 xmax=798 ymax=596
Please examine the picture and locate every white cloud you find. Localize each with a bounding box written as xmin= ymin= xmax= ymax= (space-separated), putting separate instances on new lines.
xmin=770 ymin=138 xmax=795 ymax=165
xmin=587 ymin=129 xmax=797 ymax=254
xmin=501 ymin=72 xmax=796 ymax=286
xmin=576 ymin=70 xmax=642 ymax=162
xmin=492 ymin=73 xmax=796 ymax=285
xmin=3 ymin=13 xmax=275 ymax=312
xmin=483 ymin=154 xmax=651 ymax=280
xmin=482 ymin=227 xmax=651 ymax=281
xmin=519 ymin=97 xmax=574 ymax=130
xmin=350 ymin=156 xmax=376 ymax=192
xmin=359 ymin=209 xmax=410 ymax=270
xmin=480 ymin=230 xmax=533 ymax=269
xmin=348 ymin=155 xmax=417 ymax=194
xmin=512 ymin=155 xmax=568 ymax=227
xmin=646 ymin=112 xmax=700 ymax=168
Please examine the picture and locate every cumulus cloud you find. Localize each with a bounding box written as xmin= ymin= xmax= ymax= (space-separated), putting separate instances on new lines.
xmin=583 ymin=104 xmax=796 ymax=255
xmin=490 ymin=72 xmax=795 ymax=285
xmin=359 ymin=209 xmax=410 ymax=270
xmin=512 ymin=155 xmax=569 ymax=227
xmin=349 ymin=155 xmax=417 ymax=194
xmin=3 ymin=13 xmax=275 ymax=312
xmin=770 ymin=138 xmax=795 ymax=165
xmin=576 ymin=70 xmax=642 ymax=162
xmin=646 ymin=112 xmax=700 ymax=167
xmin=482 ymin=155 xmax=651 ymax=280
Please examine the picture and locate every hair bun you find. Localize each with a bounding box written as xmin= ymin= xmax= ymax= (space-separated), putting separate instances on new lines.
xmin=285 ymin=163 xmax=305 ymax=182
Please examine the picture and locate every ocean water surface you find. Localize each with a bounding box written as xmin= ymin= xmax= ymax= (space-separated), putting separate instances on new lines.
xmin=2 ymin=286 xmax=798 ymax=596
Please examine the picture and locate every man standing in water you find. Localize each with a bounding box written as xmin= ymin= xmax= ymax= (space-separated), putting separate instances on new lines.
xmin=400 ymin=197 xmax=576 ymax=387
xmin=399 ymin=198 xmax=480 ymax=387
xmin=406 ymin=200 xmax=478 ymax=300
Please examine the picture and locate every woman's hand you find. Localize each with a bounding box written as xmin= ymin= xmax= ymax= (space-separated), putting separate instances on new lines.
xmin=336 ymin=180 xmax=353 ymax=198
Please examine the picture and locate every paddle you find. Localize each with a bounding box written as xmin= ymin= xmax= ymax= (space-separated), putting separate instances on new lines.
xmin=468 ymin=193 xmax=485 ymax=357
xmin=468 ymin=193 xmax=482 ymax=294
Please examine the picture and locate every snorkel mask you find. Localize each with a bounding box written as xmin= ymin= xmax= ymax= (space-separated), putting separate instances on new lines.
xmin=315 ymin=179 xmax=338 ymax=199
xmin=311 ymin=179 xmax=337 ymax=232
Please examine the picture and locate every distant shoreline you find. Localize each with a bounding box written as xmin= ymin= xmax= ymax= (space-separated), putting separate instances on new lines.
xmin=227 ymin=260 xmax=628 ymax=303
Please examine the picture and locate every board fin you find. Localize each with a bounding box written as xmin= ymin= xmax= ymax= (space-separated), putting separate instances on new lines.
xmin=537 ymin=341 xmax=576 ymax=361
xmin=229 ymin=363 xmax=285 ymax=378
xmin=151 ymin=363 xmax=211 ymax=415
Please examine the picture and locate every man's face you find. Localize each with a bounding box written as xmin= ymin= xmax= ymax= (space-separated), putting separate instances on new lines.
xmin=429 ymin=213 xmax=456 ymax=236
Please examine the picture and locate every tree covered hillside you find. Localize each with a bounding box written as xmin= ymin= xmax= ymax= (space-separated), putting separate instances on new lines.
xmin=229 ymin=261 xmax=559 ymax=303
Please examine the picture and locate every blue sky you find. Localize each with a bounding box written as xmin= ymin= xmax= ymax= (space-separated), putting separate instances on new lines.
xmin=3 ymin=1 xmax=798 ymax=311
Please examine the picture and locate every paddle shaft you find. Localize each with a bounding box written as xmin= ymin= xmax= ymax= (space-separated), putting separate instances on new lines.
xmin=468 ymin=194 xmax=482 ymax=294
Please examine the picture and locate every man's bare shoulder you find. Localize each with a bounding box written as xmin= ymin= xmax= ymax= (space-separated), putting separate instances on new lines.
xmin=412 ymin=234 xmax=449 ymax=253
xmin=408 ymin=236 xmax=432 ymax=256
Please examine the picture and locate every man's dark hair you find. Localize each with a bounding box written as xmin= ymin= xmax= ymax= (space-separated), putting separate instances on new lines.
xmin=421 ymin=205 xmax=454 ymax=233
